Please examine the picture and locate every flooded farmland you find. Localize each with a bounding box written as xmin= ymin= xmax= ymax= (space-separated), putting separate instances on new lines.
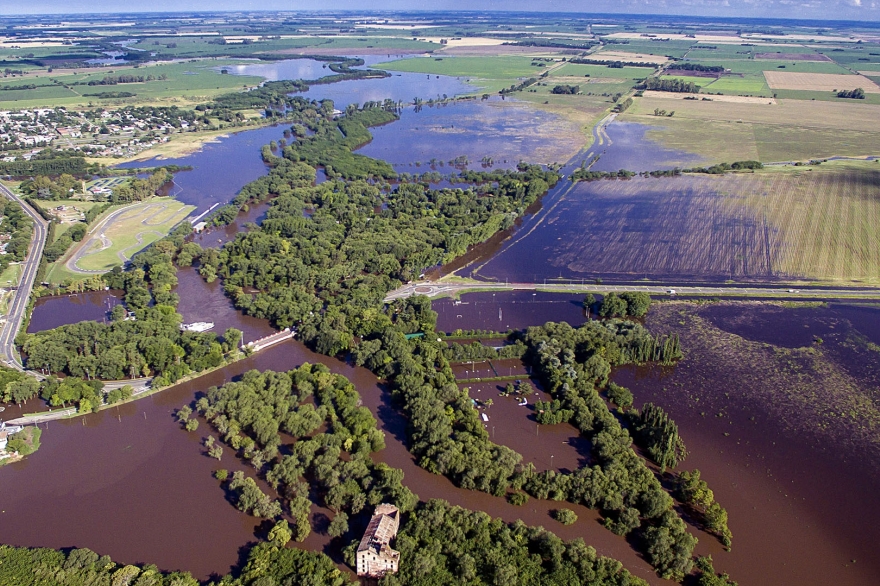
xmin=9 ymin=50 xmax=880 ymax=586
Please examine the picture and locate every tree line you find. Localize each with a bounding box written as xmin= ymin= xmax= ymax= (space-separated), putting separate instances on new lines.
xmin=636 ymin=78 xmax=701 ymax=93
xmin=374 ymin=499 xmax=648 ymax=586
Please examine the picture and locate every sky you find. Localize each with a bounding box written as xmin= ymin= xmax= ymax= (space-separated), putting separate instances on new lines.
xmin=1 ymin=1 xmax=879 ymax=22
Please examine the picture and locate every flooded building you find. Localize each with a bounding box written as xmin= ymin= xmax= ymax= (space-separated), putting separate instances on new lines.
xmin=356 ymin=503 xmax=401 ymax=578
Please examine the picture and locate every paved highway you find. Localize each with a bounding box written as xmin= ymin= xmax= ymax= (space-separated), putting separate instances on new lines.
xmin=385 ymin=280 xmax=880 ymax=303
xmin=0 ymin=182 xmax=48 ymax=370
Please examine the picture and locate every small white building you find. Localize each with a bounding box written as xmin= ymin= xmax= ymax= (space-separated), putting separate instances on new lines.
xmin=356 ymin=503 xmax=401 ymax=578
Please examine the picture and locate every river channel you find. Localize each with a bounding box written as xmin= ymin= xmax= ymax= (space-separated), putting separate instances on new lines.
xmin=8 ymin=57 xmax=880 ymax=585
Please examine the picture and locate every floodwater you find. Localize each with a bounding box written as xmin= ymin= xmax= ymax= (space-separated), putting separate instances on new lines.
xmin=0 ymin=304 xmax=662 ymax=584
xmin=589 ymin=120 xmax=705 ymax=173
xmin=613 ymin=302 xmax=880 ymax=586
xmin=434 ymin=290 xmax=588 ymax=333
xmin=357 ymin=98 xmax=584 ymax=171
xmin=117 ymin=124 xmax=287 ymax=214
xmin=224 ymin=55 xmax=475 ymax=108
xmin=27 ymin=291 xmax=123 ymax=333
xmin=461 ymin=175 xmax=775 ymax=283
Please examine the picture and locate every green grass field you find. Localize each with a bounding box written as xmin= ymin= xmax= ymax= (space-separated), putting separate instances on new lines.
xmin=378 ymin=55 xmax=539 ymax=79
xmin=73 ymin=198 xmax=194 ymax=272
xmin=550 ymin=63 xmax=654 ymax=80
xmin=0 ymin=263 xmax=21 ymax=288
xmin=129 ymin=35 xmax=435 ymax=60
xmin=623 ymin=94 xmax=880 ymax=162
xmin=0 ymin=59 xmax=265 ymax=109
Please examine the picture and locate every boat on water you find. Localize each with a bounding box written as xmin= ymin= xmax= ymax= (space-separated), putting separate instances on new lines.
xmin=180 ymin=321 xmax=215 ymax=333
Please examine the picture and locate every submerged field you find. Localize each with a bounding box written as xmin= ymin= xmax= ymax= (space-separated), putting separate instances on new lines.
xmin=470 ymin=163 xmax=880 ymax=285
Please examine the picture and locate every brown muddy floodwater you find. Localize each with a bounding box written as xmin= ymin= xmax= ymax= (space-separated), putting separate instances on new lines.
xmin=436 ymin=293 xmax=880 ymax=584
xmin=614 ymin=301 xmax=880 ymax=586
xmin=0 ymin=275 xmax=661 ymax=584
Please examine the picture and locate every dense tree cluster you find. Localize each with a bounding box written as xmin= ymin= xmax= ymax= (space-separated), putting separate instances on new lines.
xmin=551 ymin=84 xmax=580 ymax=94
xmin=0 ymin=542 xmax=353 ymax=586
xmin=17 ymin=306 xmax=235 ymax=384
xmin=837 ymin=87 xmax=865 ymax=99
xmin=629 ymin=402 xmax=688 ymax=472
xmin=377 ymin=499 xmax=648 ymax=586
xmin=193 ymin=365 xmax=417 ymax=542
xmin=570 ymin=58 xmax=654 ymax=68
xmin=107 ymin=169 xmax=172 ymax=203
xmin=597 ymin=292 xmax=653 ymax=318
xmin=0 ymin=197 xmax=33 ymax=274
xmin=683 ymin=161 xmax=763 ymax=174
xmin=668 ymin=63 xmax=725 ymax=72
xmin=637 ymin=78 xmax=700 ymax=93
xmin=18 ymin=225 xmax=239 ymax=387
xmin=203 ymin=163 xmax=554 ymax=339
xmin=675 ymin=470 xmax=733 ymax=547
xmin=571 ymin=168 xmax=636 ymax=182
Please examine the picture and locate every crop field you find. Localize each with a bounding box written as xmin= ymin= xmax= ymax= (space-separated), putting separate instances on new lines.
xmin=763 ymin=71 xmax=880 ymax=93
xmin=73 ymin=199 xmax=194 ymax=273
xmin=551 ymin=63 xmax=653 ymax=80
xmin=376 ymin=55 xmax=541 ymax=79
xmin=0 ymin=60 xmax=265 ymax=109
xmin=531 ymin=164 xmax=880 ymax=284
xmin=755 ymin=52 xmax=832 ymax=61
xmin=624 ymin=94 xmax=880 ymax=161
xmin=701 ymin=77 xmax=770 ymax=95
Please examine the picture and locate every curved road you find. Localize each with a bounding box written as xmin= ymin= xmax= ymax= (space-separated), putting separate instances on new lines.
xmin=0 ymin=183 xmax=48 ymax=370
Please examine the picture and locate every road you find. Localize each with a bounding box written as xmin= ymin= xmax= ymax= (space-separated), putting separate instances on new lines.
xmin=0 ymin=183 xmax=48 ymax=370
xmin=385 ymin=280 xmax=880 ymax=303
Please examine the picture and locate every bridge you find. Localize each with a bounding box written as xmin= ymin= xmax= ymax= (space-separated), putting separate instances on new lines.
xmin=385 ymin=280 xmax=880 ymax=303
xmin=243 ymin=328 xmax=295 ymax=353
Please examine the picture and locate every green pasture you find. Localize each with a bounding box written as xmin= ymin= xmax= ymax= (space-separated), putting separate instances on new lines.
xmin=129 ymin=35 xmax=435 ymax=60
xmin=816 ymin=48 xmax=880 ymax=67
xmin=595 ymin=41 xmax=695 ymax=59
xmin=0 ymin=59 xmax=265 ymax=109
xmin=0 ymin=263 xmax=21 ymax=288
xmin=378 ymin=56 xmax=540 ymax=80
xmin=699 ymin=58 xmax=854 ymax=75
xmin=702 ymin=77 xmax=771 ymax=96
xmin=550 ymin=63 xmax=653 ymax=81
xmin=773 ymin=89 xmax=880 ymax=105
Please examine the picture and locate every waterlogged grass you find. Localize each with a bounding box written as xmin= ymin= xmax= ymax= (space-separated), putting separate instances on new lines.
xmin=530 ymin=164 xmax=880 ymax=284
xmin=646 ymin=301 xmax=880 ymax=461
